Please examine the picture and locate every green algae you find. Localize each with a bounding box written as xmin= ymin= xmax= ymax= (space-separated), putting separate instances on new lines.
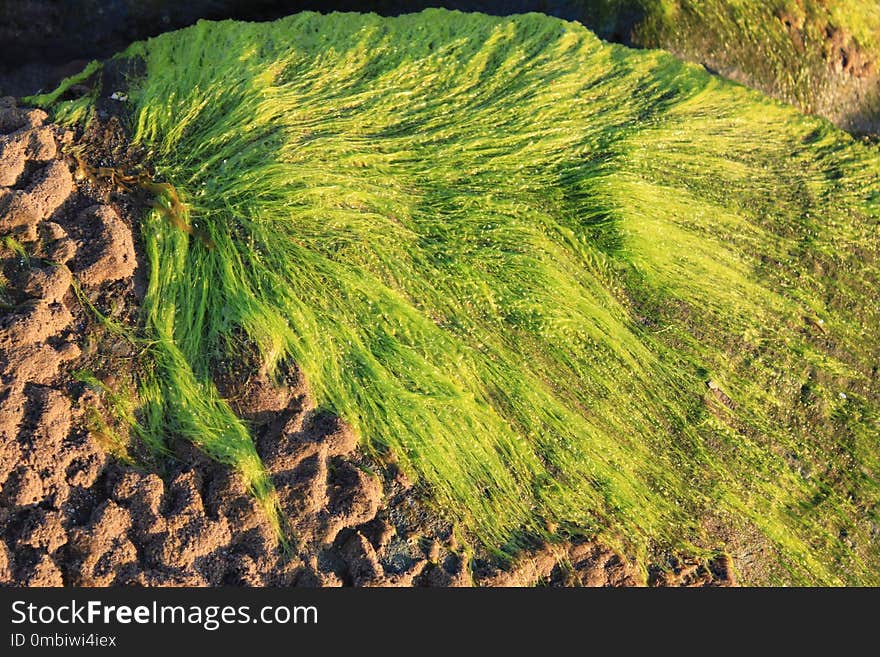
xmin=42 ymin=9 xmax=880 ymax=583
xmin=582 ymin=0 xmax=880 ymax=131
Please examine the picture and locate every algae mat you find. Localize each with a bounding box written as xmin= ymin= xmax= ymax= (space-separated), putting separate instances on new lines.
xmin=40 ymin=9 xmax=880 ymax=584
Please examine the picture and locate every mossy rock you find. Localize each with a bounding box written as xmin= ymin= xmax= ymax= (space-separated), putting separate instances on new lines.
xmin=597 ymin=0 xmax=880 ymax=135
xmin=37 ymin=9 xmax=880 ymax=584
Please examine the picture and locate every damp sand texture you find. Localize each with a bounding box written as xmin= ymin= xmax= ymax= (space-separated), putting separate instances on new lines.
xmin=41 ymin=10 xmax=880 ymax=584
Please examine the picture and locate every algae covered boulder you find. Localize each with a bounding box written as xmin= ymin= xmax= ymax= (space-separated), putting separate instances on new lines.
xmin=41 ymin=9 xmax=880 ymax=584
xmin=599 ymin=0 xmax=880 ymax=135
